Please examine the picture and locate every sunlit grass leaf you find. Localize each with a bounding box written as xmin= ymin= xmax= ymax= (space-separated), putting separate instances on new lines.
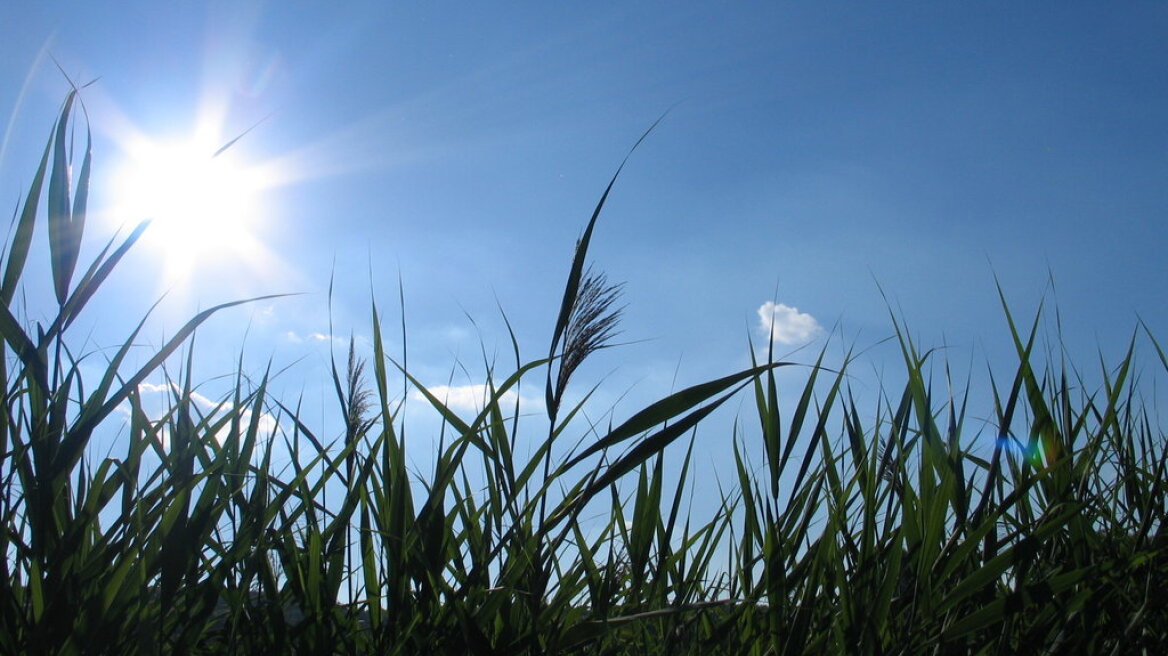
xmin=45 ymin=90 xmax=85 ymax=306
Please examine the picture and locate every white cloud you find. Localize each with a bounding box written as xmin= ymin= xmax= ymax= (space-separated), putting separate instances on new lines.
xmin=136 ymin=382 xmax=218 ymax=411
xmin=134 ymin=381 xmax=279 ymax=445
xmin=757 ymin=301 xmax=823 ymax=345
xmin=411 ymin=384 xmax=536 ymax=414
xmin=237 ymin=408 xmax=280 ymax=436
xmin=283 ymin=331 xmax=353 ymax=348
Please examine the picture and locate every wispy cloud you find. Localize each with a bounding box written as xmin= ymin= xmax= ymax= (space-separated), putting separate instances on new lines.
xmin=411 ymin=384 xmax=538 ymax=414
xmin=285 ymin=330 xmax=364 ymax=349
xmin=757 ymin=301 xmax=823 ymax=345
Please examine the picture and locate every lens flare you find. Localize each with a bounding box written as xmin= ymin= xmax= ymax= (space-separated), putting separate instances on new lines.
xmin=997 ymin=434 xmax=1057 ymax=467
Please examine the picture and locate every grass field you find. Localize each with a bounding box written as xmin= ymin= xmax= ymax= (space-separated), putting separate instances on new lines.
xmin=2 ymin=90 xmax=1165 ymax=655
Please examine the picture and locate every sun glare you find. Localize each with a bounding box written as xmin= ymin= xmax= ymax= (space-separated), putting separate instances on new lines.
xmin=110 ymin=126 xmax=275 ymax=280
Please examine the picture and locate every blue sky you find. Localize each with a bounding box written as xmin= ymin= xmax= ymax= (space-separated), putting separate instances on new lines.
xmin=2 ymin=2 xmax=1166 ymax=494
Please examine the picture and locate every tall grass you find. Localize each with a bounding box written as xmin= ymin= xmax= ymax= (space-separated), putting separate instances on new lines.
xmin=1 ymin=90 xmax=1164 ymax=654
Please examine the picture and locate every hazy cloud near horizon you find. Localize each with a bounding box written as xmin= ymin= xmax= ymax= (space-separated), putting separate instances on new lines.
xmin=757 ymin=301 xmax=823 ymax=346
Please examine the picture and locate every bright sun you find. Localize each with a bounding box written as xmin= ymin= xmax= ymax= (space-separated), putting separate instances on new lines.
xmin=110 ymin=126 xmax=274 ymax=280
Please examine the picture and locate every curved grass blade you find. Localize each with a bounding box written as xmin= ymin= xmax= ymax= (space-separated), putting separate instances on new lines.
xmin=67 ymin=294 xmax=289 ymax=448
xmin=1 ymin=138 xmax=51 ymax=306
xmin=43 ymin=220 xmax=150 ymax=342
xmin=545 ymin=383 xmax=748 ymax=534
xmin=561 ymin=362 xmax=788 ymax=473
xmin=0 ymin=301 xmax=48 ymax=395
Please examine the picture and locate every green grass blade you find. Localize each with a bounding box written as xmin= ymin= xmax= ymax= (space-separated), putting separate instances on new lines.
xmin=46 ymin=90 xmax=78 ymax=306
xmin=1 ymin=138 xmax=51 ymax=305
